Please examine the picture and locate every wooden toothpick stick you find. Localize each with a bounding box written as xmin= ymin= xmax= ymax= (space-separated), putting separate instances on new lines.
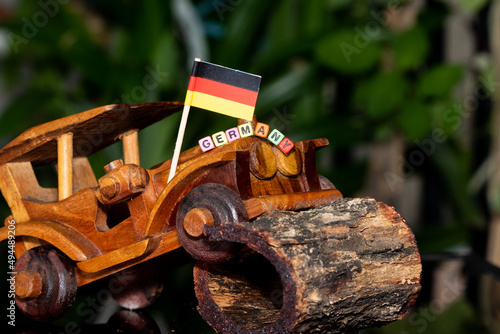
xmin=168 ymin=58 xmax=201 ymax=183
xmin=168 ymin=103 xmax=192 ymax=183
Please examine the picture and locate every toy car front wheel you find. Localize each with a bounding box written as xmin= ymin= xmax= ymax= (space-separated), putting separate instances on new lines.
xmin=13 ymin=246 xmax=77 ymax=321
xmin=176 ymin=183 xmax=248 ymax=263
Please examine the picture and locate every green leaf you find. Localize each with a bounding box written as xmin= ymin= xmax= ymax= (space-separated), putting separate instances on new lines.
xmin=298 ymin=114 xmax=367 ymax=150
xmin=415 ymin=226 xmax=469 ymax=254
xmin=394 ymin=27 xmax=429 ymax=71
xmin=267 ymin=1 xmax=300 ymax=48
xmin=326 ymin=0 xmax=352 ymax=11
xmin=352 ymin=79 xmax=371 ymax=109
xmin=357 ymin=72 xmax=409 ymax=119
xmin=417 ymin=65 xmax=463 ymax=98
xmin=456 ymin=0 xmax=489 ymax=13
xmin=328 ymin=159 xmax=368 ymax=197
xmin=0 ymin=93 xmax=49 ymax=135
xmin=314 ymin=29 xmax=382 ymax=74
xmin=377 ymin=299 xmax=486 ymax=334
xmin=303 ymin=0 xmax=329 ymax=36
xmin=398 ymin=101 xmax=433 ymax=140
xmin=215 ymin=0 xmax=277 ymax=68
xmin=129 ymin=1 xmax=164 ymax=63
xmin=151 ymin=32 xmax=179 ymax=90
xmin=293 ymin=86 xmax=323 ymax=125
xmin=58 ymin=8 xmax=112 ymax=87
xmin=432 ymin=143 xmax=483 ymax=228
xmin=374 ymin=123 xmax=395 ymax=141
xmin=256 ymin=65 xmax=315 ymax=112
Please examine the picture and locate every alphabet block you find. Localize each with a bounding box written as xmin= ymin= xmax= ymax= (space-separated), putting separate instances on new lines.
xmin=199 ymin=136 xmax=215 ymax=152
xmin=278 ymin=137 xmax=295 ymax=154
xmin=255 ymin=122 xmax=270 ymax=138
xmin=268 ymin=129 xmax=285 ymax=146
xmin=238 ymin=123 xmax=253 ymax=138
xmin=212 ymin=131 xmax=228 ymax=147
xmin=225 ymin=127 xmax=241 ymax=142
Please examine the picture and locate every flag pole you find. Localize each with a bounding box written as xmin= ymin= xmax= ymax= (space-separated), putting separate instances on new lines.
xmin=168 ymin=103 xmax=191 ymax=182
xmin=168 ymin=58 xmax=200 ymax=183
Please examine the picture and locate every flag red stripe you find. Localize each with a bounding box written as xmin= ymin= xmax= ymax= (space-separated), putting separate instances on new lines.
xmin=187 ymin=76 xmax=258 ymax=107
xmin=187 ymin=76 xmax=198 ymax=92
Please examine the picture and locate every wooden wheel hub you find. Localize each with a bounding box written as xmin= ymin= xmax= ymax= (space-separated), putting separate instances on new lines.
xmin=15 ymin=271 xmax=43 ymax=299
xmin=14 ymin=246 xmax=77 ymax=321
xmin=184 ymin=208 xmax=215 ymax=238
xmin=176 ymin=183 xmax=247 ymax=262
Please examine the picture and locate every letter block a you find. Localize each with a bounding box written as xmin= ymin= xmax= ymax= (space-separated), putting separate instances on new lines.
xmin=255 ymin=122 xmax=270 ymax=138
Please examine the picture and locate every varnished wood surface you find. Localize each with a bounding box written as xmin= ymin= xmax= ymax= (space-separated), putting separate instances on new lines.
xmin=0 ymin=134 xmax=341 ymax=271
xmin=0 ymin=102 xmax=182 ymax=166
xmin=121 ymin=130 xmax=140 ymax=165
xmin=1 ymin=220 xmax=101 ymax=261
xmin=57 ymin=133 xmax=73 ymax=200
xmin=244 ymin=188 xmax=343 ymax=219
xmin=76 ymin=230 xmax=183 ymax=287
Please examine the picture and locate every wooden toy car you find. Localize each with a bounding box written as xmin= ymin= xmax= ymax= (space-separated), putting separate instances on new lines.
xmin=0 ymin=101 xmax=342 ymax=321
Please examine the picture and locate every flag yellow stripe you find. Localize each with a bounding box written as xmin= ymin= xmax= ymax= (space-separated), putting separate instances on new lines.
xmin=188 ymin=91 xmax=255 ymax=120
xmin=184 ymin=90 xmax=194 ymax=106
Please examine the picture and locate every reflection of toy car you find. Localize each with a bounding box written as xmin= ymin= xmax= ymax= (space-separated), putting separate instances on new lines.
xmin=0 ymin=102 xmax=342 ymax=321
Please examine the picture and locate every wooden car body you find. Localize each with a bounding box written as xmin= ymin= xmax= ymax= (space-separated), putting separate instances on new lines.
xmin=0 ymin=102 xmax=342 ymax=302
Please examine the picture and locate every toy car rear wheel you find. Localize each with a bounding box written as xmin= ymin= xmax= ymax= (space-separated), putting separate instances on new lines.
xmin=176 ymin=183 xmax=248 ymax=263
xmin=319 ymin=175 xmax=336 ymax=190
xmin=13 ymin=246 xmax=77 ymax=321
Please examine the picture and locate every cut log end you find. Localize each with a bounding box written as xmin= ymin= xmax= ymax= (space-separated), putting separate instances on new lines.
xmin=194 ymin=197 xmax=422 ymax=334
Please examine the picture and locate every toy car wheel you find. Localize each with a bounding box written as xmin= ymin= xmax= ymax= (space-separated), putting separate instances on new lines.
xmin=176 ymin=183 xmax=248 ymax=263
xmin=319 ymin=175 xmax=336 ymax=190
xmin=111 ymin=266 xmax=164 ymax=310
xmin=14 ymin=246 xmax=77 ymax=321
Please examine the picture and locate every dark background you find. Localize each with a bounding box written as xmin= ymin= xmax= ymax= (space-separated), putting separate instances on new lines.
xmin=0 ymin=0 xmax=499 ymax=333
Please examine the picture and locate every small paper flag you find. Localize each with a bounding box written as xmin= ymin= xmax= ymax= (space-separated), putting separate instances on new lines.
xmin=184 ymin=60 xmax=261 ymax=120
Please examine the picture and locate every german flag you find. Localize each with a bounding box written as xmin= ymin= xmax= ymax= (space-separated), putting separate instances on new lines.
xmin=184 ymin=60 xmax=261 ymax=120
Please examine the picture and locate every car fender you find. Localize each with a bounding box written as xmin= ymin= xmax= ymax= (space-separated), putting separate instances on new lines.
xmin=146 ymin=151 xmax=238 ymax=238
xmin=0 ymin=220 xmax=101 ymax=262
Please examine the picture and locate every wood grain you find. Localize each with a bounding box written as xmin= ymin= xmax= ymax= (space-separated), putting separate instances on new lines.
xmin=57 ymin=133 xmax=73 ymax=200
xmin=194 ymin=198 xmax=421 ymax=334
xmin=122 ymin=130 xmax=140 ymax=165
xmin=0 ymin=102 xmax=182 ymax=166
xmin=14 ymin=246 xmax=77 ymax=321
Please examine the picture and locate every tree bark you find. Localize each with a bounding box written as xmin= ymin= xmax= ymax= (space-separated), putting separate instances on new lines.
xmin=194 ymin=197 xmax=421 ymax=334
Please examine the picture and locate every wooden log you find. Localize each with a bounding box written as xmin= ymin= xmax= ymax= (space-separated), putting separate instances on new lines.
xmin=194 ymin=197 xmax=421 ymax=334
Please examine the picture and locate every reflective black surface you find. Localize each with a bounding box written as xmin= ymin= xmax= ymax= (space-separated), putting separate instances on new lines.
xmin=1 ymin=261 xmax=216 ymax=334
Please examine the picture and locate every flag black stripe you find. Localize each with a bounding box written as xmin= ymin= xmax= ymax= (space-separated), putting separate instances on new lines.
xmin=192 ymin=61 xmax=261 ymax=92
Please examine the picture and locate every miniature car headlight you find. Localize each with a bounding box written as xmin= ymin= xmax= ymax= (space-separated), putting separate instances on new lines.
xmin=249 ymin=141 xmax=277 ymax=179
xmin=275 ymin=146 xmax=302 ymax=177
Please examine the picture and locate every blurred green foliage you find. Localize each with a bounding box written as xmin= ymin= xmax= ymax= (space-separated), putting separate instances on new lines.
xmin=0 ymin=0 xmax=494 ymax=332
xmin=365 ymin=299 xmax=487 ymax=334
